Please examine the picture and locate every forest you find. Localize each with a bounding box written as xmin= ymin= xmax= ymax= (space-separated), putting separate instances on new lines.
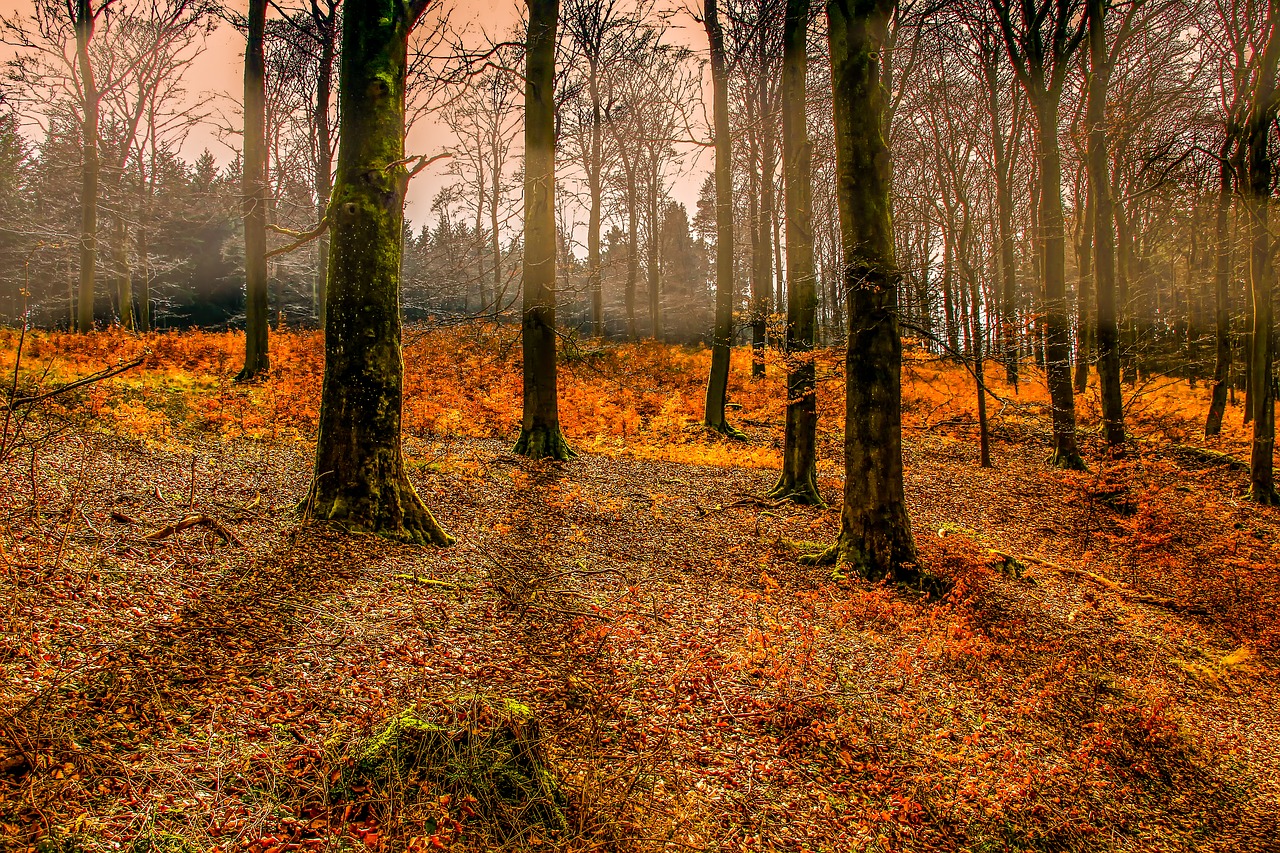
xmin=1 ymin=0 xmax=1279 ymax=850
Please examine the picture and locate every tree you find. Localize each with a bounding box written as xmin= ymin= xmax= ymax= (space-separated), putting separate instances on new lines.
xmin=300 ymin=0 xmax=452 ymax=544
xmin=702 ymin=0 xmax=746 ymax=439
xmin=802 ymin=0 xmax=920 ymax=584
xmin=991 ymin=0 xmax=1087 ymax=469
xmin=513 ymin=0 xmax=574 ymax=460
xmin=1245 ymin=1 xmax=1280 ymax=502
xmin=238 ymin=0 xmax=269 ymax=379
xmin=769 ymin=0 xmax=822 ymax=504
xmin=1086 ymin=0 xmax=1124 ymax=447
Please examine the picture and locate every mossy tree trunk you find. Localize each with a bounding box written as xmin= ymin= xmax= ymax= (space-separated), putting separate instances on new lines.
xmin=302 ymin=0 xmax=453 ymax=546
xmin=1246 ymin=5 xmax=1280 ymax=503
xmin=770 ymin=0 xmax=822 ymax=504
xmin=1206 ymin=138 xmax=1235 ymax=436
xmin=802 ymin=0 xmax=919 ymax=584
xmin=702 ymin=0 xmax=745 ymax=439
xmin=74 ymin=0 xmax=99 ymax=334
xmin=514 ymin=0 xmax=573 ymax=460
xmin=238 ymin=0 xmax=269 ymax=380
xmin=1088 ymin=0 xmax=1124 ymax=448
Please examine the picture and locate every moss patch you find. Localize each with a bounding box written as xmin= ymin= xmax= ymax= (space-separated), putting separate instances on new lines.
xmin=341 ymin=696 xmax=567 ymax=841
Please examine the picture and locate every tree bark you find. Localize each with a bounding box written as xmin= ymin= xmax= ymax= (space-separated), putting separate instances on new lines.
xmin=238 ymin=0 xmax=270 ymax=380
xmin=1088 ymin=0 xmax=1124 ymax=447
xmin=114 ymin=215 xmax=133 ymax=330
xmin=703 ymin=0 xmax=744 ymax=438
xmin=986 ymin=60 xmax=1019 ymax=387
xmin=514 ymin=0 xmax=573 ymax=460
xmin=588 ymin=62 xmax=604 ymax=336
xmin=1206 ymin=138 xmax=1235 ymax=436
xmin=313 ymin=0 xmax=335 ymax=329
xmin=803 ymin=0 xmax=920 ymax=584
xmin=302 ymin=0 xmax=452 ymax=545
xmin=74 ymin=0 xmax=98 ymax=334
xmin=1033 ymin=95 xmax=1084 ymax=468
xmin=770 ymin=0 xmax=822 ymax=504
xmin=1246 ymin=5 xmax=1280 ymax=502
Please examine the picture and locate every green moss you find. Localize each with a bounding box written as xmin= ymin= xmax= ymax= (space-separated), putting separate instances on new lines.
xmin=342 ymin=697 xmax=567 ymax=838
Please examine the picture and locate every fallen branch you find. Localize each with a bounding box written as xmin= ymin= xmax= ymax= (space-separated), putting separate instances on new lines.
xmin=3 ymin=354 xmax=146 ymax=411
xmin=145 ymin=514 xmax=242 ymax=546
xmin=1009 ymin=552 xmax=1204 ymax=614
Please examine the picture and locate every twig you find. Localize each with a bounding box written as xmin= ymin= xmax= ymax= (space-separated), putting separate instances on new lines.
xmin=145 ymin=514 xmax=242 ymax=546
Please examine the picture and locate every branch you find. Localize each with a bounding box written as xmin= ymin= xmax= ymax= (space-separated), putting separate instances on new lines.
xmin=3 ymin=355 xmax=146 ymax=411
xmin=266 ymin=218 xmax=330 ymax=259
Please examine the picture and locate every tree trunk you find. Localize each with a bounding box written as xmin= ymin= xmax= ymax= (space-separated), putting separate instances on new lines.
xmin=1086 ymin=0 xmax=1124 ymax=447
xmin=514 ymin=0 xmax=573 ymax=460
xmin=1247 ymin=6 xmax=1280 ymax=502
xmin=588 ymin=62 xmax=604 ymax=337
xmin=1206 ymin=139 xmax=1235 ymax=436
xmin=74 ymin=0 xmax=98 ymax=334
xmin=748 ymin=84 xmax=765 ymax=377
xmin=647 ymin=164 xmax=663 ymax=340
xmin=238 ymin=0 xmax=269 ymax=380
xmin=803 ymin=0 xmax=920 ymax=584
xmin=313 ymin=0 xmax=335 ymax=328
xmin=1033 ymin=94 xmax=1083 ymax=468
xmin=987 ymin=61 xmax=1019 ymax=387
xmin=702 ymin=0 xmax=743 ymax=438
xmin=302 ymin=0 xmax=452 ymax=545
xmin=114 ymin=215 xmax=133 ymax=330
xmin=759 ymin=70 xmax=777 ymax=371
xmin=1073 ymin=193 xmax=1093 ymax=394
xmin=770 ymin=0 xmax=822 ymax=504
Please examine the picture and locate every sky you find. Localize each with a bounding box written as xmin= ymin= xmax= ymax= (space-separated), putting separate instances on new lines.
xmin=0 ymin=0 xmax=713 ymax=245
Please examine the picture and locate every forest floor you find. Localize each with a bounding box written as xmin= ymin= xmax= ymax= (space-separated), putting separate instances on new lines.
xmin=1 ymin=327 xmax=1278 ymax=853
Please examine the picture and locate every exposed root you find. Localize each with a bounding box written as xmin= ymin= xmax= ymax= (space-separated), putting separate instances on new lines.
xmin=302 ymin=477 xmax=455 ymax=547
xmin=707 ymin=421 xmax=748 ymax=441
xmin=513 ymin=424 xmax=577 ymax=461
xmin=1245 ymin=483 xmax=1280 ymax=506
xmin=1047 ymin=447 xmax=1088 ymax=471
xmin=768 ymin=473 xmax=825 ymax=507
xmin=797 ymin=539 xmax=946 ymax=597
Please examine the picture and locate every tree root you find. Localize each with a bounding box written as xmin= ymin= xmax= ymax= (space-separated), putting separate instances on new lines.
xmin=706 ymin=420 xmax=748 ymax=441
xmin=302 ymin=478 xmax=455 ymax=547
xmin=768 ymin=473 xmax=825 ymax=507
xmin=513 ymin=425 xmax=576 ymax=461
xmin=1245 ymin=484 xmax=1280 ymax=506
xmin=1047 ymin=447 xmax=1088 ymax=471
xmin=798 ymin=539 xmax=947 ymax=597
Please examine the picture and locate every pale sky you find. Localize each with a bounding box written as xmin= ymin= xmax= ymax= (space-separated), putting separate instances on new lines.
xmin=0 ymin=0 xmax=713 ymax=246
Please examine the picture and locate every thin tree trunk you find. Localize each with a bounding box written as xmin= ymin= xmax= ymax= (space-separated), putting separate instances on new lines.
xmin=1034 ymin=95 xmax=1083 ymax=468
xmin=1247 ymin=5 xmax=1280 ymax=502
xmin=987 ymin=61 xmax=1019 ymax=387
xmin=588 ymin=62 xmax=604 ymax=336
xmin=647 ymin=164 xmax=663 ymax=340
xmin=759 ymin=71 xmax=777 ymax=367
xmin=74 ymin=0 xmax=99 ymax=334
xmin=1073 ymin=193 xmax=1093 ymax=394
xmin=1206 ymin=139 xmax=1235 ymax=435
xmin=303 ymin=0 xmax=452 ymax=545
xmin=771 ymin=0 xmax=821 ymax=504
xmin=238 ymin=0 xmax=269 ymax=379
xmin=313 ymin=0 xmax=334 ymax=328
xmin=702 ymin=0 xmax=743 ymax=438
xmin=514 ymin=0 xmax=573 ymax=460
xmin=748 ymin=84 xmax=766 ymax=377
xmin=114 ymin=215 xmax=133 ymax=330
xmin=1088 ymin=0 xmax=1123 ymax=447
